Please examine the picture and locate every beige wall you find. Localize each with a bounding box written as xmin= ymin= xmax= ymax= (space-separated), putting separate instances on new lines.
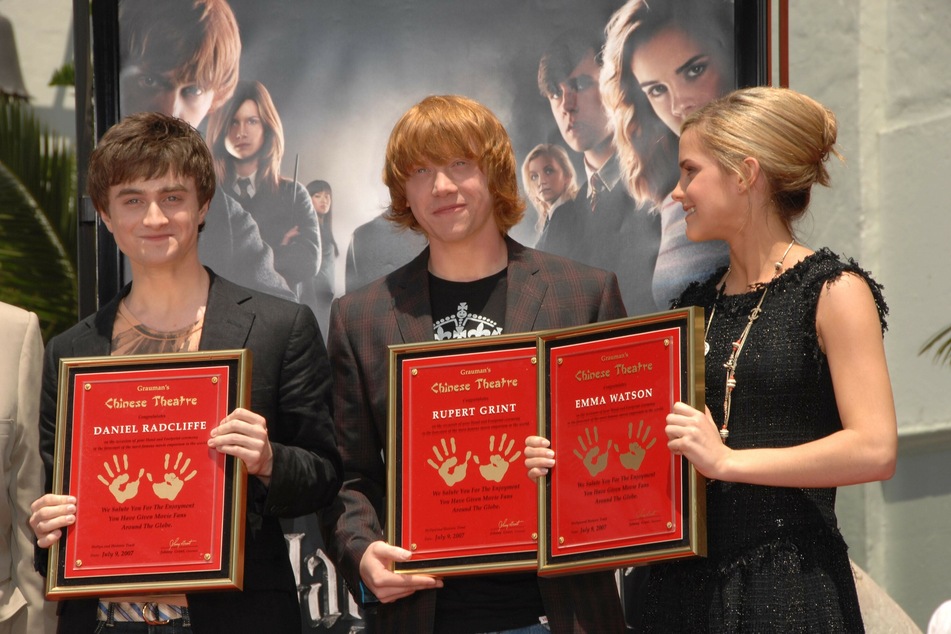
xmin=1 ymin=0 xmax=75 ymax=137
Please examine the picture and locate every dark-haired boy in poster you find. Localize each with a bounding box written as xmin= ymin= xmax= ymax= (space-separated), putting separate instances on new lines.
xmin=118 ymin=0 xmax=295 ymax=301
xmin=536 ymin=28 xmax=661 ymax=316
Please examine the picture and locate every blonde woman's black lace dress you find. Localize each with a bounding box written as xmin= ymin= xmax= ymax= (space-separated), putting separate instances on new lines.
xmin=643 ymin=249 xmax=886 ymax=633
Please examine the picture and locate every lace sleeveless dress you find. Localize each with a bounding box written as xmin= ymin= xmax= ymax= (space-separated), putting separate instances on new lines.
xmin=642 ymin=249 xmax=887 ymax=633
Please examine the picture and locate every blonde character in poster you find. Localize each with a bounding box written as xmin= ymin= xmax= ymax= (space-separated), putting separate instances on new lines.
xmin=521 ymin=143 xmax=579 ymax=233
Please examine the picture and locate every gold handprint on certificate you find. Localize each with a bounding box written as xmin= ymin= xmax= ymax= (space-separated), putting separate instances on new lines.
xmin=147 ymin=452 xmax=198 ymax=501
xmin=426 ymin=437 xmax=471 ymax=487
xmin=618 ymin=420 xmax=656 ymax=471
xmin=573 ymin=426 xmax=613 ymax=477
xmin=97 ymin=454 xmax=145 ymax=503
xmin=474 ymin=433 xmax=522 ymax=483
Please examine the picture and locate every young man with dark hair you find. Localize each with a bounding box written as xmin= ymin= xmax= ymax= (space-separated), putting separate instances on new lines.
xmin=535 ymin=28 xmax=662 ymax=316
xmin=321 ymin=95 xmax=626 ymax=633
xmin=30 ymin=112 xmax=342 ymax=633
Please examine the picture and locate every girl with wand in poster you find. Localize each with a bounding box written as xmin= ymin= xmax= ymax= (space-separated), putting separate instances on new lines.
xmin=206 ymin=80 xmax=321 ymax=297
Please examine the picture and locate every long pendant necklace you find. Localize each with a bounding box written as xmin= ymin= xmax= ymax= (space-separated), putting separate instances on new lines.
xmin=703 ymin=239 xmax=796 ymax=443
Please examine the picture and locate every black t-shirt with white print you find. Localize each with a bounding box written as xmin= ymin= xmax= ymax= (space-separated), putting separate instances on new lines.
xmin=430 ymin=268 xmax=506 ymax=340
xmin=428 ymin=268 xmax=546 ymax=633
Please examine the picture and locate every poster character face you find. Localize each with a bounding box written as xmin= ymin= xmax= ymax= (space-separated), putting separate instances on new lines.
xmin=404 ymin=159 xmax=497 ymax=250
xmin=311 ymin=191 xmax=332 ymax=215
xmin=224 ymin=99 xmax=266 ymax=163
xmin=101 ymin=173 xmax=209 ymax=271
xmin=630 ymin=26 xmax=731 ymax=137
xmin=120 ymin=65 xmax=217 ymax=128
xmin=546 ymin=50 xmax=611 ymax=154
xmin=672 ymin=129 xmax=740 ymax=243
xmin=527 ymin=155 xmax=569 ymax=205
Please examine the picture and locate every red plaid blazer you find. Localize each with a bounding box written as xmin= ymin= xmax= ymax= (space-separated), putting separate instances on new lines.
xmin=322 ymin=237 xmax=628 ymax=633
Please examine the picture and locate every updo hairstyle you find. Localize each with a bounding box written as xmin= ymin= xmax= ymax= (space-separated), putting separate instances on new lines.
xmin=681 ymin=86 xmax=842 ymax=228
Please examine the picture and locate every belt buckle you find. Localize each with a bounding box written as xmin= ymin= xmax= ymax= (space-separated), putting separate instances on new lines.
xmin=143 ymin=603 xmax=171 ymax=626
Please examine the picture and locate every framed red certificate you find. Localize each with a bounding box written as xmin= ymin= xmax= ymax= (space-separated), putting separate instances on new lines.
xmin=46 ymin=350 xmax=251 ymax=598
xmin=537 ymin=309 xmax=706 ymax=575
xmin=387 ymin=335 xmax=539 ymax=576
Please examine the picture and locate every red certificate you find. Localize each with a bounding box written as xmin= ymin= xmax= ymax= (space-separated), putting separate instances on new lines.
xmin=387 ymin=336 xmax=539 ymax=575
xmin=537 ymin=309 xmax=706 ymax=575
xmin=47 ymin=350 xmax=250 ymax=598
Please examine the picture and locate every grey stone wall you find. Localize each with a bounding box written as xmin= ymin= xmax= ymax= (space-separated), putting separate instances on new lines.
xmin=790 ymin=1 xmax=951 ymax=628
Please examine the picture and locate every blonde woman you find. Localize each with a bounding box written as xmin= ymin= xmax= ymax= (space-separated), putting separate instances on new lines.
xmin=527 ymin=87 xmax=897 ymax=632
xmin=521 ymin=143 xmax=578 ymax=233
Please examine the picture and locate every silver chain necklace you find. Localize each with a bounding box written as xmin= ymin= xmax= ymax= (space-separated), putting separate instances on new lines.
xmin=703 ymin=240 xmax=796 ymax=443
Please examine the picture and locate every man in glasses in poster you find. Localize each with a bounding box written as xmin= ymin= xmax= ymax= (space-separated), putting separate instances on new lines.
xmin=535 ymin=28 xmax=661 ymax=317
xmin=117 ymin=0 xmax=298 ymax=302
xmin=321 ymin=94 xmax=626 ymax=633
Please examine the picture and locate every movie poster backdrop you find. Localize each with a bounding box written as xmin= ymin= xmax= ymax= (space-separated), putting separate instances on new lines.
xmin=86 ymin=0 xmax=767 ymax=630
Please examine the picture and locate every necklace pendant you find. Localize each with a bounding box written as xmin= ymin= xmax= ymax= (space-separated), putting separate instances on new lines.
xmin=704 ymin=341 xmax=710 ymax=356
xmin=719 ymin=428 xmax=729 ymax=442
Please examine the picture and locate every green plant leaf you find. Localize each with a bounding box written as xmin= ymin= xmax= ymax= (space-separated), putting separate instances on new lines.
xmin=48 ymin=62 xmax=75 ymax=87
xmin=0 ymin=97 xmax=77 ymax=259
xmin=0 ymin=97 xmax=78 ymax=338
xmin=919 ymin=324 xmax=951 ymax=367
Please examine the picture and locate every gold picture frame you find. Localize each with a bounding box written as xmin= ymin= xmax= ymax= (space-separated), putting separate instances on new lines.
xmin=46 ymin=350 xmax=251 ymax=598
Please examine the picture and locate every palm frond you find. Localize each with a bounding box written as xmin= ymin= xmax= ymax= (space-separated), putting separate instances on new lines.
xmin=0 ymin=96 xmax=78 ymax=338
xmin=0 ymin=96 xmax=77 ymax=261
xmin=919 ymin=324 xmax=951 ymax=368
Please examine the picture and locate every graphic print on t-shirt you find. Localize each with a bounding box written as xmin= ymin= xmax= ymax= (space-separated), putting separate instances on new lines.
xmin=433 ymin=301 xmax=503 ymax=340
xmin=429 ymin=268 xmax=507 ymax=341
